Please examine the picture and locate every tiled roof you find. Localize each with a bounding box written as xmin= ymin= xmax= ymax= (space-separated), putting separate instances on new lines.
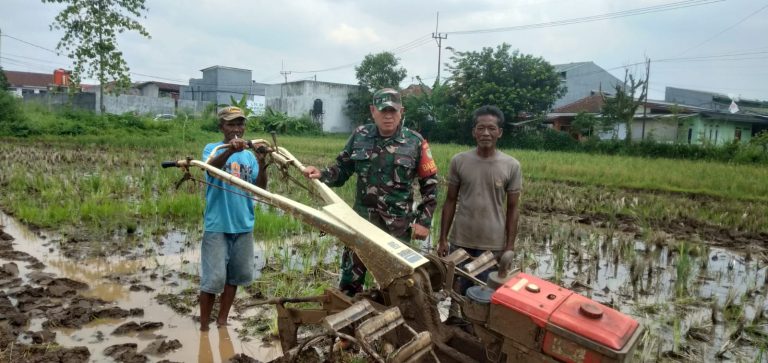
xmin=553 ymin=94 xmax=604 ymax=113
xmin=4 ymin=70 xmax=52 ymax=88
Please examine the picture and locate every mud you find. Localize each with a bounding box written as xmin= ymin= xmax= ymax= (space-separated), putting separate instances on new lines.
xmin=1 ymin=178 xmax=766 ymax=363
xmin=104 ymin=343 xmax=148 ymax=363
xmin=112 ymin=321 xmax=164 ymax=335
xmin=141 ymin=339 xmax=183 ymax=356
xmin=0 ymin=216 xmax=283 ymax=363
xmin=1 ymin=344 xmax=91 ymax=363
xmin=524 ymin=203 xmax=768 ymax=253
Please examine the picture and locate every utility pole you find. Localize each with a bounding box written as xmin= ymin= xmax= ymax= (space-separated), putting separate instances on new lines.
xmin=280 ymin=60 xmax=292 ymax=84
xmin=279 ymin=60 xmax=291 ymax=112
xmin=280 ymin=70 xmax=291 ymax=84
xmin=641 ymin=57 xmax=650 ymax=140
xmin=432 ymin=12 xmax=447 ymax=86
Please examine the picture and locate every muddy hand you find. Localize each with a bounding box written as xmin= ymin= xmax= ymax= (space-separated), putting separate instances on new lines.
xmin=436 ymin=239 xmax=449 ymax=257
xmin=253 ymin=145 xmax=269 ymax=163
xmin=410 ymin=223 xmax=430 ymax=240
xmin=302 ymin=166 xmax=322 ymax=179
xmin=230 ymin=136 xmax=247 ymax=151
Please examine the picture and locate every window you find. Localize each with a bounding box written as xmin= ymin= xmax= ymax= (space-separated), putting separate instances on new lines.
xmin=735 ymin=128 xmax=742 ymax=141
xmin=715 ymin=125 xmax=719 ymax=144
xmin=687 ymin=128 xmax=693 ymax=144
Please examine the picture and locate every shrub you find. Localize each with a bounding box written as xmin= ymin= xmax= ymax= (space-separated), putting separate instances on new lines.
xmin=0 ymin=91 xmax=35 ymax=136
xmin=257 ymin=108 xmax=322 ymax=135
xmin=504 ymin=127 xmax=578 ymax=151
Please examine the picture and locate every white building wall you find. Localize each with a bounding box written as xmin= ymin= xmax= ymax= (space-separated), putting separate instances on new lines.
xmin=631 ymin=119 xmax=679 ymax=142
xmin=554 ymin=62 xmax=623 ymax=109
xmin=266 ymin=81 xmax=360 ymax=133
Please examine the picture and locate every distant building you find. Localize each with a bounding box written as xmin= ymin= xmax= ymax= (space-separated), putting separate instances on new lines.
xmin=665 ymin=87 xmax=768 ymax=145
xmin=665 ymin=87 xmax=768 ymax=115
xmin=553 ymin=62 xmax=623 ymax=109
xmin=135 ymin=81 xmax=182 ymax=100
xmin=548 ymin=90 xmax=768 ymax=145
xmin=265 ymin=80 xmax=360 ymax=133
xmin=4 ymin=70 xmax=55 ymax=96
xmin=180 ymin=66 xmax=267 ymax=113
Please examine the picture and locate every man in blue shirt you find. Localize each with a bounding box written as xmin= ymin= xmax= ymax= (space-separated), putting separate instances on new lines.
xmin=199 ymin=106 xmax=267 ymax=331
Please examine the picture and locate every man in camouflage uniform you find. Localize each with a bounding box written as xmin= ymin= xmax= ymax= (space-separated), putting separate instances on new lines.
xmin=303 ymin=88 xmax=438 ymax=296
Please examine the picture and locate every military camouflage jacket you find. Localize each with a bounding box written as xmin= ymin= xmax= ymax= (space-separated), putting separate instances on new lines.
xmin=320 ymin=124 xmax=438 ymax=237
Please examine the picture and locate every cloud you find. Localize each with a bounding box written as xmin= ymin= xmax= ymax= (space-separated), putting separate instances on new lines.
xmin=2 ymin=0 xmax=766 ymax=99
xmin=327 ymin=24 xmax=381 ymax=45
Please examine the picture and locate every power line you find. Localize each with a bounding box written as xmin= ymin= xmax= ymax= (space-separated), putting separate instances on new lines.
xmin=1 ymin=33 xmax=58 ymax=54
xmin=557 ymin=49 xmax=768 ymax=84
xmin=289 ymin=34 xmax=433 ymax=74
xmin=446 ymin=0 xmax=723 ymax=35
xmin=679 ymin=2 xmax=768 ymax=55
xmin=130 ymin=72 xmax=184 ymax=83
xmin=3 ymin=52 xmax=66 ymax=64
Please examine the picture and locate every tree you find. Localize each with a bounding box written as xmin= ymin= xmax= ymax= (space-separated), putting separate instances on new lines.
xmin=43 ymin=0 xmax=151 ymax=113
xmin=601 ymin=69 xmax=646 ymax=143
xmin=354 ymin=52 xmax=407 ymax=91
xmin=446 ymin=43 xmax=565 ymax=134
xmin=0 ymin=66 xmax=32 ymax=136
xmin=345 ymin=52 xmax=408 ymax=125
xmin=571 ymin=111 xmax=598 ymax=139
xmin=0 ymin=66 xmax=9 ymax=90
xmin=401 ymin=77 xmax=458 ymax=140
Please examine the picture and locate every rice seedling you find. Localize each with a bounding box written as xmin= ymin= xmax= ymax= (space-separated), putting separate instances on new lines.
xmin=675 ymin=242 xmax=693 ymax=298
xmin=637 ymin=318 xmax=660 ymax=362
xmin=672 ymin=315 xmax=683 ymax=354
xmin=3 ymin=127 xmax=768 ymax=361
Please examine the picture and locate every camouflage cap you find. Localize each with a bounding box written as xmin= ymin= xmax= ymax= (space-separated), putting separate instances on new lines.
xmin=372 ymin=88 xmax=403 ymax=111
xmin=218 ymin=106 xmax=246 ymax=121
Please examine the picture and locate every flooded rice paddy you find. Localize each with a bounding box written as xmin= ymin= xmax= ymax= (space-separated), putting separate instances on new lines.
xmin=1 ymin=209 xmax=767 ymax=362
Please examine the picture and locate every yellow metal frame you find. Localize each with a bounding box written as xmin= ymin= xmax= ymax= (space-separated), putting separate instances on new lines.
xmin=171 ymin=139 xmax=428 ymax=288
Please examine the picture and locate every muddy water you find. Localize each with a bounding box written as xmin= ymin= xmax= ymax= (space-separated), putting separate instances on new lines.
xmin=522 ymin=227 xmax=768 ymax=361
xmin=1 ymin=212 xmax=282 ymax=363
xmin=4 ymin=207 xmax=768 ymax=362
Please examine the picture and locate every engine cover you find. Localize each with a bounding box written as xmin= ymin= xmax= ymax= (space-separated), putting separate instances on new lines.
xmin=488 ymin=273 xmax=642 ymax=363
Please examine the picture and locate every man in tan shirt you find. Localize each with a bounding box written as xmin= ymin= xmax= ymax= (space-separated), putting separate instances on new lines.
xmin=437 ymin=105 xmax=522 ymax=300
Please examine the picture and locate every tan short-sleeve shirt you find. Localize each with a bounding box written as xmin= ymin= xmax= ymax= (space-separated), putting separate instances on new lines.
xmin=447 ymin=149 xmax=522 ymax=251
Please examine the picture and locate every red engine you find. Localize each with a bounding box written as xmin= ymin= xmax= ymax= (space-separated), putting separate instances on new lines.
xmin=484 ymin=272 xmax=642 ymax=362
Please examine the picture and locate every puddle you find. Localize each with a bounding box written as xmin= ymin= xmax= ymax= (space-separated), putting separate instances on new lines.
xmin=3 ymin=208 xmax=768 ymax=362
xmin=521 ymin=226 xmax=768 ymax=361
xmin=0 ymin=212 xmax=282 ymax=363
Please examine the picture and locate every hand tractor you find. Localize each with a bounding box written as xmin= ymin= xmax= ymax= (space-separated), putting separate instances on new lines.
xmin=162 ymin=136 xmax=643 ymax=363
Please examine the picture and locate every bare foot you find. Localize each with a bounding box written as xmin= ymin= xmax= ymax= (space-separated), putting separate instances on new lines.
xmin=200 ymin=321 xmax=211 ymax=331
xmin=216 ymin=320 xmax=229 ymax=327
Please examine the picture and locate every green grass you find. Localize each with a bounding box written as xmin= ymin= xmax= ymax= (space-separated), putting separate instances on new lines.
xmin=1 ymin=124 xmax=766 ymax=244
xmin=276 ymin=135 xmax=768 ymax=202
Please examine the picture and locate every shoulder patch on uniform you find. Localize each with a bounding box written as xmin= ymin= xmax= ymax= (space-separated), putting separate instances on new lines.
xmin=418 ymin=140 xmax=438 ymax=178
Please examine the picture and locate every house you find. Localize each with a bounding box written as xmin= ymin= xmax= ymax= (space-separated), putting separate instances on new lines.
xmin=553 ymin=62 xmax=623 ymax=109
xmin=265 ymin=80 xmax=360 ymax=133
xmin=675 ymin=110 xmax=768 ymax=145
xmin=401 ymin=83 xmax=430 ymax=97
xmin=180 ymin=66 xmax=267 ymax=113
xmin=548 ymin=91 xmax=768 ymax=144
xmin=666 ymin=87 xmax=768 ymax=145
xmin=4 ymin=70 xmax=57 ymax=96
xmin=135 ymin=81 xmax=182 ymax=100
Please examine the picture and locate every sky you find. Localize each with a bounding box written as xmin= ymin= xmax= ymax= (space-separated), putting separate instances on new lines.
xmin=1 ymin=0 xmax=767 ymax=101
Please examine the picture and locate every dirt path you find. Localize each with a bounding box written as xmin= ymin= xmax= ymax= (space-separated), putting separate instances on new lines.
xmin=0 ymin=213 xmax=281 ymax=363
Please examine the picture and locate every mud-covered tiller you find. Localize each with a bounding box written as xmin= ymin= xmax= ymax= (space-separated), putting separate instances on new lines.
xmin=162 ymin=137 xmax=643 ymax=363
